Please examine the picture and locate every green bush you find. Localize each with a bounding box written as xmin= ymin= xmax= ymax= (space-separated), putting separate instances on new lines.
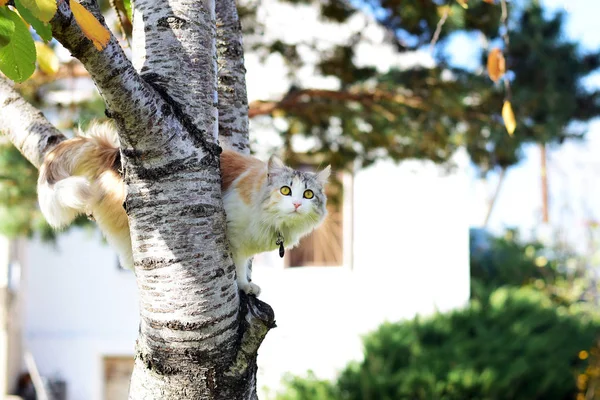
xmin=276 ymin=230 xmax=600 ymax=400
xmin=276 ymin=287 xmax=600 ymax=400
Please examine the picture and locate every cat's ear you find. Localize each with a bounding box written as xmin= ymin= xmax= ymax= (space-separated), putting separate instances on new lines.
xmin=268 ymin=155 xmax=285 ymax=172
xmin=267 ymin=155 xmax=285 ymax=183
xmin=315 ymin=165 xmax=331 ymax=185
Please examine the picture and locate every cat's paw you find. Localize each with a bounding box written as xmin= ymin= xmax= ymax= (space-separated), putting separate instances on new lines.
xmin=240 ymin=282 xmax=262 ymax=296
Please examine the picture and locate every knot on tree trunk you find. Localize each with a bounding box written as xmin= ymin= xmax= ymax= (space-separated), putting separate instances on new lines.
xmin=225 ymin=293 xmax=275 ymax=378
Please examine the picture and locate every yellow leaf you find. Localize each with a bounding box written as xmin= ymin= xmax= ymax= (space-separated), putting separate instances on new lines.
xmin=502 ymin=101 xmax=516 ymax=135
xmin=69 ymin=0 xmax=110 ymax=51
xmin=456 ymin=0 xmax=468 ymax=9
xmin=272 ymin=109 xmax=286 ymax=118
xmin=35 ymin=41 xmax=59 ymax=75
xmin=19 ymin=0 xmax=57 ymax=22
xmin=436 ymin=5 xmax=451 ymax=18
xmin=487 ymin=48 xmax=505 ymax=82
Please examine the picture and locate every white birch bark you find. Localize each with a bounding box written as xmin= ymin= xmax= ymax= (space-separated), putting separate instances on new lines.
xmin=0 ymin=0 xmax=275 ymax=398
xmin=216 ymin=0 xmax=251 ymax=154
xmin=0 ymin=76 xmax=65 ymax=168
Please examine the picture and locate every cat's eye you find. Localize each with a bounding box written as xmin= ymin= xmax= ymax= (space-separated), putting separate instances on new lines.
xmin=280 ymin=186 xmax=291 ymax=196
xmin=303 ymin=190 xmax=314 ymax=199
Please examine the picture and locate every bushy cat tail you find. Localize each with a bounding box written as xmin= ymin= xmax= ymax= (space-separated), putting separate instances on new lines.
xmin=36 ymin=121 xmax=121 ymax=229
xmin=37 ymin=176 xmax=92 ymax=228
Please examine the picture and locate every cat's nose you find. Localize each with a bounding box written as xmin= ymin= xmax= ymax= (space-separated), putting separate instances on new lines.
xmin=293 ymin=202 xmax=301 ymax=209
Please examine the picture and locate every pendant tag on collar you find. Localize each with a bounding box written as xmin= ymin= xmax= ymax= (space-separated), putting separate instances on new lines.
xmin=276 ymin=232 xmax=285 ymax=258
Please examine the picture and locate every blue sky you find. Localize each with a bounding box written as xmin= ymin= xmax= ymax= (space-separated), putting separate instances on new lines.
xmin=466 ymin=0 xmax=600 ymax=252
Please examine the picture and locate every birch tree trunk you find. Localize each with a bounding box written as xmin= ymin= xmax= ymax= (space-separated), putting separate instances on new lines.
xmin=0 ymin=0 xmax=275 ymax=398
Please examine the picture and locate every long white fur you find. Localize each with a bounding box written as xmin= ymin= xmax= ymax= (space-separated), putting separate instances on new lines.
xmin=37 ymin=176 xmax=92 ymax=228
xmin=37 ymin=122 xmax=329 ymax=295
xmin=222 ymin=158 xmax=329 ymax=295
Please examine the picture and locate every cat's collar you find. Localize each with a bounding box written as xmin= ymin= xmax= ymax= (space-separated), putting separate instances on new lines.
xmin=276 ymin=231 xmax=285 ymax=258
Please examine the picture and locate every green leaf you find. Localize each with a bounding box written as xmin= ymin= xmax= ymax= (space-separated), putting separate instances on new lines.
xmin=19 ymin=0 xmax=57 ymax=23
xmin=0 ymin=9 xmax=36 ymax=82
xmin=14 ymin=0 xmax=53 ymax=42
xmin=0 ymin=8 xmax=15 ymax=47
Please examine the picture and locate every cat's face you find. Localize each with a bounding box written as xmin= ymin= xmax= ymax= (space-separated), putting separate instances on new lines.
xmin=262 ymin=156 xmax=330 ymax=228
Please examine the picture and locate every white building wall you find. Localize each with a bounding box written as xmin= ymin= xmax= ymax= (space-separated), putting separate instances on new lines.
xmin=22 ymin=229 xmax=138 ymax=400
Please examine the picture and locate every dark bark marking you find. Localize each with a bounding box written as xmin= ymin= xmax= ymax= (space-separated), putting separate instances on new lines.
xmin=145 ymin=317 xmax=239 ymax=344
xmin=183 ymin=347 xmax=227 ymax=367
xmin=2 ymin=95 xmax=16 ymax=107
xmin=127 ymin=157 xmax=199 ymax=181
xmin=69 ymin=37 xmax=90 ymax=60
xmin=136 ymin=257 xmax=177 ymax=271
xmin=224 ymin=292 xmax=237 ymax=303
xmin=41 ymin=134 xmax=64 ymax=154
xmin=147 ymin=307 xmax=237 ymax=331
xmin=136 ymin=344 xmax=182 ymax=376
xmin=105 ymin=65 xmax=130 ymax=83
xmin=157 ymin=16 xmax=187 ymax=30
xmin=142 ymin=72 xmax=222 ymax=160
xmin=160 ymin=103 xmax=172 ymax=117
xmin=180 ymin=204 xmax=219 ymax=218
xmin=121 ymin=148 xmax=144 ymax=158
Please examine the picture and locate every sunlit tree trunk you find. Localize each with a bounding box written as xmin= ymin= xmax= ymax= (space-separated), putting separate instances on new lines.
xmin=0 ymin=0 xmax=274 ymax=398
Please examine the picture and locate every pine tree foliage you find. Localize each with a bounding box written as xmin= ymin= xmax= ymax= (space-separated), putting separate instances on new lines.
xmin=244 ymin=1 xmax=600 ymax=170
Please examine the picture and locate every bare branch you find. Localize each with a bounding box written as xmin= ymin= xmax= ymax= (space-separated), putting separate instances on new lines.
xmin=430 ymin=3 xmax=450 ymax=52
xmin=223 ymin=294 xmax=275 ymax=398
xmin=248 ymin=88 xmax=425 ymax=118
xmin=483 ymin=167 xmax=506 ymax=227
xmin=216 ymin=0 xmax=250 ymax=154
xmin=0 ymin=75 xmax=65 ymax=168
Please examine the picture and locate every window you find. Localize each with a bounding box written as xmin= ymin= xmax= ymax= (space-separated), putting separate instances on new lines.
xmin=285 ymin=170 xmax=350 ymax=267
xmin=103 ymin=356 xmax=134 ymax=400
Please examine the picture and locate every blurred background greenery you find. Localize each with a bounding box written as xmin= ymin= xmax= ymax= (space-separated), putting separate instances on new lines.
xmin=274 ymin=229 xmax=600 ymax=399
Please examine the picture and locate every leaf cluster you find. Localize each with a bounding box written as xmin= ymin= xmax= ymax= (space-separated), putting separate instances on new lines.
xmin=0 ymin=0 xmax=109 ymax=82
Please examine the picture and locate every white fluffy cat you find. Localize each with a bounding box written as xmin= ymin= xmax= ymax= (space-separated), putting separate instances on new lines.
xmin=37 ymin=122 xmax=330 ymax=295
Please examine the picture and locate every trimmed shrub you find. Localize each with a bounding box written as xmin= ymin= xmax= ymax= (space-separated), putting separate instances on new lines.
xmin=276 ymin=287 xmax=600 ymax=400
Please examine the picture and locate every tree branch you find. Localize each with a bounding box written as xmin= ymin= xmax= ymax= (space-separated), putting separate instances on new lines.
xmin=131 ymin=0 xmax=219 ymax=143
xmin=228 ymin=295 xmax=275 ymax=375
xmin=248 ymin=88 xmax=425 ymax=118
xmin=49 ymin=0 xmax=178 ymax=148
xmin=216 ymin=0 xmax=250 ymax=154
xmin=0 ymin=75 xmax=65 ymax=168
